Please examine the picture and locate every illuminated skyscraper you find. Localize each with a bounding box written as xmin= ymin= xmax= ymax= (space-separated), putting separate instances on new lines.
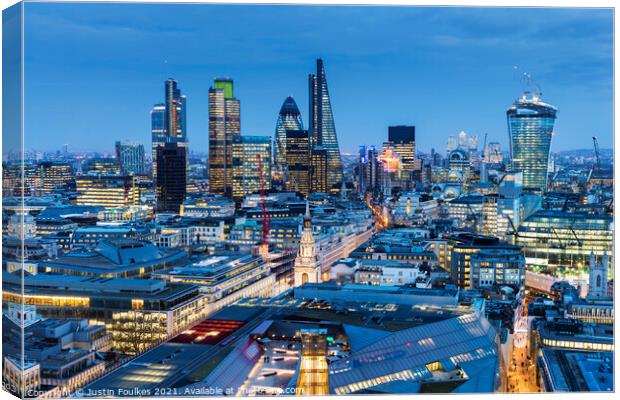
xmin=507 ymin=91 xmax=557 ymax=193
xmin=232 ymin=136 xmax=271 ymax=200
xmin=310 ymin=146 xmax=328 ymax=193
xmin=151 ymin=79 xmax=188 ymax=181
xmin=274 ymin=96 xmax=304 ymax=167
xmin=285 ymin=130 xmax=310 ymax=196
xmin=209 ymin=78 xmax=241 ymax=197
xmin=164 ymin=79 xmax=187 ymax=141
xmin=446 ymin=135 xmax=458 ymax=153
xmin=309 ymin=58 xmax=343 ymax=193
xmin=484 ymin=142 xmax=503 ymax=164
xmin=386 ymin=125 xmax=417 ymax=190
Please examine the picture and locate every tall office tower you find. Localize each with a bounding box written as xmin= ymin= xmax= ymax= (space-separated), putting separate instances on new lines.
xmin=115 ymin=141 xmax=146 ymax=176
xmin=458 ymin=131 xmax=467 ymax=148
xmin=274 ymin=96 xmax=304 ymax=167
xmin=485 ymin=142 xmax=503 ymax=164
xmin=467 ymin=135 xmax=479 ymax=152
xmin=310 ymin=146 xmax=328 ymax=193
xmin=150 ymin=103 xmax=166 ymax=178
xmin=507 ymin=91 xmax=557 ymax=193
xmin=151 ymin=79 xmax=188 ymax=181
xmin=357 ymin=145 xmax=368 ymax=193
xmin=231 ymin=135 xmax=271 ymax=200
xmin=76 ymin=175 xmax=139 ymax=209
xmin=209 ymin=78 xmax=241 ymax=197
xmin=367 ymin=145 xmax=379 ymax=193
xmin=156 ymin=142 xmax=187 ymax=213
xmin=285 ymin=130 xmax=310 ymax=196
xmin=164 ymin=78 xmax=187 ymax=141
xmin=446 ymin=135 xmax=458 ymax=153
xmin=386 ymin=125 xmax=417 ymax=188
xmin=308 ymin=58 xmax=343 ymax=192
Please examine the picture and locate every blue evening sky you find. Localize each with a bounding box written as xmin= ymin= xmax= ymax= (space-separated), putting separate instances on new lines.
xmin=23 ymin=3 xmax=613 ymax=154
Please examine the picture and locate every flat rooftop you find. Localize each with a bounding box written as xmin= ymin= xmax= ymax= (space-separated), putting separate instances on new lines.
xmin=541 ymin=348 xmax=613 ymax=392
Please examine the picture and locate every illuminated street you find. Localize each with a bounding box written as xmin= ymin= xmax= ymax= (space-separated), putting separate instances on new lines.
xmin=507 ymin=347 xmax=540 ymax=393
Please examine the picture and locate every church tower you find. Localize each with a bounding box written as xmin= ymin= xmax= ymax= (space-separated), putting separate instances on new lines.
xmin=294 ymin=201 xmax=321 ymax=286
xmin=587 ymin=251 xmax=609 ymax=299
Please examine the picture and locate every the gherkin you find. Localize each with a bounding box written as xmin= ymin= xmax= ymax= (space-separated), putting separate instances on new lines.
xmin=309 ymin=58 xmax=343 ymax=192
xmin=274 ymin=96 xmax=304 ymax=167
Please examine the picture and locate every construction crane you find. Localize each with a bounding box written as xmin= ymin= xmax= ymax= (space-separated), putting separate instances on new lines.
xmin=592 ymin=136 xmax=601 ymax=173
xmin=256 ymin=154 xmax=270 ymax=252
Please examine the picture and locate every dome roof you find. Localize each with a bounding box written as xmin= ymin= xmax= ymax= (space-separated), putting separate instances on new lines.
xmin=279 ymin=96 xmax=301 ymax=117
xmin=448 ymin=148 xmax=469 ymax=161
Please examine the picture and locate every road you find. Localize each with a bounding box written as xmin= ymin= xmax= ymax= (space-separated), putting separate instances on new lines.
xmin=507 ymin=347 xmax=540 ymax=393
xmin=507 ymin=297 xmax=540 ymax=393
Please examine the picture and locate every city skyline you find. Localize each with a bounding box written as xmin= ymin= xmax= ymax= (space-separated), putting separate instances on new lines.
xmin=22 ymin=3 xmax=613 ymax=154
xmin=2 ymin=2 xmax=614 ymax=397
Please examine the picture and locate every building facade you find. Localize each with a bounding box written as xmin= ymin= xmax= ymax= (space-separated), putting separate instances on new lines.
xmin=309 ymin=58 xmax=343 ymax=193
xmin=115 ymin=141 xmax=146 ymax=176
xmin=231 ymin=135 xmax=271 ymax=200
xmin=507 ymin=91 xmax=557 ymax=193
xmin=208 ymin=78 xmax=241 ymax=197
xmin=285 ymin=129 xmax=310 ymax=196
xmin=76 ymin=175 xmax=139 ymax=209
xmin=155 ymin=142 xmax=187 ymax=213
xmin=274 ymin=96 xmax=304 ymax=168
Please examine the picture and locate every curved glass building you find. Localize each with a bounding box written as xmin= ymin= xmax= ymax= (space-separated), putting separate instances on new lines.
xmin=274 ymin=96 xmax=304 ymax=167
xmin=507 ymin=92 xmax=557 ymax=193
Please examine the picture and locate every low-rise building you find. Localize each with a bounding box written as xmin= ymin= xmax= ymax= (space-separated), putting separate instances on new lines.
xmin=469 ymin=249 xmax=525 ymax=289
xmin=40 ymin=239 xmax=187 ymax=278
xmin=2 ymin=304 xmax=111 ymax=395
xmin=2 ymin=271 xmax=208 ymax=355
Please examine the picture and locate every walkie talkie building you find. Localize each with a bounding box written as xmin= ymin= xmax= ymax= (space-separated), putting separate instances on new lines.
xmin=507 ymin=92 xmax=557 ymax=193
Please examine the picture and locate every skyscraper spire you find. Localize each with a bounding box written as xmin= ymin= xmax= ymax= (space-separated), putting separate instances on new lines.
xmin=309 ymin=58 xmax=343 ymax=193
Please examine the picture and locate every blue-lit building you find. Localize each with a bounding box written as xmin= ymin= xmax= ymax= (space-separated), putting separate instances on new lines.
xmin=152 ymin=78 xmax=188 ymax=182
xmin=507 ymin=91 xmax=557 ymax=193
xmin=115 ymin=141 xmax=146 ymax=176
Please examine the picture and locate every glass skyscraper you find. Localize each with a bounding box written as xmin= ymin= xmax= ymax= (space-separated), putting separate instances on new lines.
xmin=115 ymin=141 xmax=146 ymax=176
xmin=309 ymin=58 xmax=343 ymax=193
xmin=231 ymin=135 xmax=271 ymax=200
xmin=209 ymin=78 xmax=241 ymax=198
xmin=507 ymin=92 xmax=557 ymax=193
xmin=156 ymin=142 xmax=187 ymax=213
xmin=285 ymin=129 xmax=310 ymax=196
xmin=151 ymin=79 xmax=188 ymax=181
xmin=274 ymin=96 xmax=303 ymax=167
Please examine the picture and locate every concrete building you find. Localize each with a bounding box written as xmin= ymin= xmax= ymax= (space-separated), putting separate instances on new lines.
xmin=470 ymin=249 xmax=526 ymax=289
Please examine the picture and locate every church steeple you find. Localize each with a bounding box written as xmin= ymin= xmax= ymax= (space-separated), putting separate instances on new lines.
xmin=304 ymin=200 xmax=312 ymax=229
xmin=587 ymin=250 xmax=609 ymax=299
xmin=294 ymin=200 xmax=321 ymax=286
